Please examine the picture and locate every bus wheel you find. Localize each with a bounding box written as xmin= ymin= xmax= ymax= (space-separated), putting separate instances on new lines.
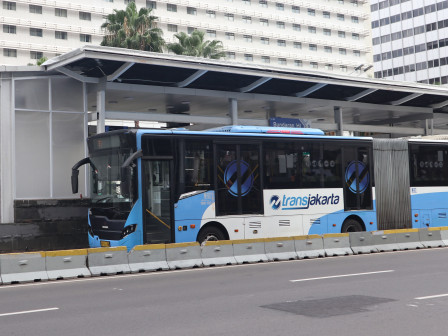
xmin=197 ymin=227 xmax=226 ymax=246
xmin=341 ymin=218 xmax=363 ymax=233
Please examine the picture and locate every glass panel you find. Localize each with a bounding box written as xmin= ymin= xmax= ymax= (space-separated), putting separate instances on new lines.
xmin=264 ymin=141 xmax=300 ymax=189
xmin=410 ymin=144 xmax=448 ymax=186
xmin=52 ymin=113 xmax=85 ymax=197
xmin=216 ymin=144 xmax=238 ymax=215
xmin=184 ymin=141 xmax=212 ymax=192
xmin=15 ymin=78 xmax=49 ymax=110
xmin=240 ymin=144 xmax=262 ymax=214
xmin=300 ymin=142 xmax=322 ymax=188
xmin=15 ymin=111 xmax=50 ymax=198
xmin=51 ymin=78 xmax=83 ymax=111
xmin=322 ymin=143 xmax=342 ymax=188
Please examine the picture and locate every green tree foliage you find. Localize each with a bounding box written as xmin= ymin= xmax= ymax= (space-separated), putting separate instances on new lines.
xmin=37 ymin=56 xmax=48 ymax=66
xmin=101 ymin=2 xmax=164 ymax=52
xmin=167 ymin=30 xmax=225 ymax=59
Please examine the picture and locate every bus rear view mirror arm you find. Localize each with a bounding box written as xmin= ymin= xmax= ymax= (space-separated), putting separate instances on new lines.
xmin=71 ymin=157 xmax=92 ymax=194
xmin=121 ymin=150 xmax=143 ymax=196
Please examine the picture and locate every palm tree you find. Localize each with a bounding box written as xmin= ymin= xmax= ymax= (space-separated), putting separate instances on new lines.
xmin=167 ymin=30 xmax=225 ymax=59
xmin=101 ymin=2 xmax=164 ymax=52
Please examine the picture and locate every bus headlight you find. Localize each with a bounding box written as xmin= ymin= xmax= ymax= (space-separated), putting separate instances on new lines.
xmin=120 ymin=224 xmax=137 ymax=239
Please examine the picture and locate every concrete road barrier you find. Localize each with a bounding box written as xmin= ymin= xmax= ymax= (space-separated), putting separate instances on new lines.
xmin=46 ymin=249 xmax=90 ymax=280
xmin=166 ymin=242 xmax=202 ymax=269
xmin=264 ymin=237 xmax=297 ymax=261
xmin=393 ymin=229 xmax=424 ymax=250
xmin=349 ymin=232 xmax=378 ymax=254
xmin=440 ymin=227 xmax=448 ymax=246
xmin=419 ymin=228 xmax=445 ymax=248
xmin=201 ymin=240 xmax=236 ymax=267
xmin=323 ymin=233 xmax=353 ymax=256
xmin=0 ymin=252 xmax=48 ymax=284
xmin=372 ymin=231 xmax=400 ymax=252
xmin=294 ymin=235 xmax=325 ymax=259
xmin=233 ymin=239 xmax=268 ymax=264
xmin=128 ymin=244 xmax=169 ymax=273
xmin=87 ymin=247 xmax=131 ymax=276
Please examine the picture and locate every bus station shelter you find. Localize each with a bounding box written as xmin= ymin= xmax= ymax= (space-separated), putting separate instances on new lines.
xmin=1 ymin=45 xmax=448 ymax=250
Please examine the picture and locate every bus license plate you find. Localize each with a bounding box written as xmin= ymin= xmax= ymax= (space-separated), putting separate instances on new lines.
xmin=100 ymin=241 xmax=110 ymax=247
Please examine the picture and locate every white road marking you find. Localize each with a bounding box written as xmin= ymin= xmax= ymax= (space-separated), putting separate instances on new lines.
xmin=0 ymin=307 xmax=59 ymax=317
xmin=415 ymin=293 xmax=448 ymax=300
xmin=290 ymin=270 xmax=394 ymax=282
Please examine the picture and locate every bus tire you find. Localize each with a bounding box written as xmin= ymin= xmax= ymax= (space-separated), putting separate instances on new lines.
xmin=197 ymin=226 xmax=226 ymax=245
xmin=341 ymin=218 xmax=363 ymax=233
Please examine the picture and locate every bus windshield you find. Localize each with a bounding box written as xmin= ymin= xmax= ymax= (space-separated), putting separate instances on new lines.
xmin=90 ymin=149 xmax=135 ymax=207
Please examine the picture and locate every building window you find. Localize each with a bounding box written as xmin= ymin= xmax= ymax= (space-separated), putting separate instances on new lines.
xmin=338 ymin=0 xmax=344 ymax=4
xmin=337 ymin=14 xmax=345 ymax=21
xmin=124 ymin=0 xmax=135 ymax=3
xmin=242 ymin=0 xmax=251 ymax=4
xmin=309 ymin=44 xmax=317 ymax=51
xmin=55 ymin=8 xmax=67 ymax=17
xmin=308 ymin=9 xmax=315 ymax=16
xmin=292 ymin=6 xmax=300 ymax=13
xmin=29 ymin=5 xmax=42 ymax=14
xmin=308 ymin=26 xmax=316 ymax=34
xmin=168 ymin=24 xmax=178 ymax=32
xmin=259 ymin=0 xmax=267 ymax=7
xmin=353 ymin=50 xmax=361 ymax=57
xmin=187 ymin=7 xmax=197 ymax=15
xmin=293 ymin=24 xmax=301 ymax=31
xmin=340 ymin=65 xmax=347 ymax=72
xmin=260 ymin=19 xmax=269 ymax=26
xmin=30 ymin=51 xmax=43 ymax=59
xmin=324 ymin=29 xmax=331 ymax=36
xmin=277 ymin=21 xmax=285 ymax=29
xmin=206 ymin=30 xmax=216 ymax=38
xmin=206 ymin=10 xmax=216 ymax=18
xmin=30 ymin=28 xmax=43 ymax=37
xmin=3 ymin=25 xmax=16 ymax=34
xmin=225 ymin=13 xmax=234 ymax=21
xmin=187 ymin=27 xmax=195 ymax=34
xmin=277 ymin=39 xmax=286 ymax=47
xmin=293 ymin=42 xmax=302 ymax=49
xmin=276 ymin=3 xmax=284 ymax=10
xmin=55 ymin=31 xmax=68 ymax=40
xmin=323 ymin=11 xmax=330 ymax=18
xmin=79 ymin=12 xmax=91 ymax=21
xmin=227 ymin=52 xmax=236 ymax=59
xmin=278 ymin=58 xmax=287 ymax=65
xmin=242 ymin=16 xmax=252 ymax=23
xmin=243 ymin=35 xmax=252 ymax=42
xmin=146 ymin=1 xmax=156 ymax=9
xmin=244 ymin=54 xmax=253 ymax=61
xmin=351 ymin=16 xmax=359 ymax=23
xmin=261 ymin=56 xmax=270 ymax=63
xmin=3 ymin=48 xmax=17 ymax=57
xmin=225 ymin=32 xmax=235 ymax=40
xmin=338 ymin=31 xmax=346 ymax=38
xmin=352 ymin=33 xmax=360 ymax=40
xmin=311 ymin=62 xmax=318 ymax=69
xmin=294 ymin=60 xmax=303 ymax=67
xmin=339 ymin=48 xmax=347 ymax=55
xmin=80 ymin=34 xmax=92 ymax=42
xmin=3 ymin=1 xmax=16 ymax=10
xmin=325 ymin=64 xmax=333 ymax=70
xmin=324 ymin=46 xmax=332 ymax=53
xmin=351 ymin=0 xmax=358 ymax=6
xmin=167 ymin=4 xmax=177 ymax=12
xmin=260 ymin=37 xmax=269 ymax=44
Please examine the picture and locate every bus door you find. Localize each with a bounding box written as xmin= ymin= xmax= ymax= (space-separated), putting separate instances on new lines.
xmin=142 ymin=159 xmax=173 ymax=244
xmin=343 ymin=146 xmax=373 ymax=210
xmin=215 ymin=143 xmax=263 ymax=231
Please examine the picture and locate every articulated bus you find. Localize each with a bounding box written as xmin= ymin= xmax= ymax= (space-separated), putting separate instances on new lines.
xmin=71 ymin=126 xmax=448 ymax=250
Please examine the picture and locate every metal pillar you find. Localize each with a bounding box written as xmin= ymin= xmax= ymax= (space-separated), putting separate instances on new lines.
xmin=229 ymin=98 xmax=238 ymax=125
xmin=425 ymin=119 xmax=434 ymax=136
xmin=334 ymin=106 xmax=343 ymax=136
xmin=96 ymin=77 xmax=106 ymax=134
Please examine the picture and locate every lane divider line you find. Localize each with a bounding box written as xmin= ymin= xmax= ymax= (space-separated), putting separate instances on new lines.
xmin=415 ymin=293 xmax=448 ymax=300
xmin=290 ymin=270 xmax=395 ymax=282
xmin=0 ymin=307 xmax=59 ymax=317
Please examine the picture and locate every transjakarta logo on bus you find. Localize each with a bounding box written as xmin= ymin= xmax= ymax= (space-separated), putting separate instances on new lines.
xmin=270 ymin=193 xmax=340 ymax=210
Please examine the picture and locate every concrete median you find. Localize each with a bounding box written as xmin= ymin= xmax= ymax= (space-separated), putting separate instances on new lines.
xmin=0 ymin=252 xmax=48 ymax=284
xmin=201 ymin=240 xmax=236 ymax=267
xmin=393 ymin=229 xmax=424 ymax=250
xmin=419 ymin=228 xmax=445 ymax=248
xmin=232 ymin=239 xmax=268 ymax=264
xmin=323 ymin=233 xmax=353 ymax=256
xmin=87 ymin=247 xmax=131 ymax=276
xmin=264 ymin=237 xmax=297 ymax=261
xmin=46 ymin=249 xmax=90 ymax=280
xmin=128 ymin=244 xmax=169 ymax=273
xmin=166 ymin=242 xmax=202 ymax=269
xmin=372 ymin=230 xmax=400 ymax=252
xmin=294 ymin=235 xmax=325 ymax=259
xmin=349 ymin=231 xmax=378 ymax=254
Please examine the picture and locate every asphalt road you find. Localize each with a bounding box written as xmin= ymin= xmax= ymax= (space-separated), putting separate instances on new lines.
xmin=1 ymin=248 xmax=448 ymax=336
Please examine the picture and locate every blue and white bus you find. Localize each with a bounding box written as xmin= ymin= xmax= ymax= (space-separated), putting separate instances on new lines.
xmin=71 ymin=126 xmax=448 ymax=249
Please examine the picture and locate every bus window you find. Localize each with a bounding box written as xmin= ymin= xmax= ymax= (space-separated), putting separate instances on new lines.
xmin=240 ymin=144 xmax=262 ymax=214
xmin=142 ymin=136 xmax=172 ymax=156
xmin=410 ymin=144 xmax=448 ymax=186
xmin=264 ymin=141 xmax=300 ymax=189
xmin=184 ymin=141 xmax=212 ymax=192
xmin=322 ymin=143 xmax=342 ymax=188
xmin=216 ymin=144 xmax=238 ymax=216
xmin=299 ymin=142 xmax=322 ymax=189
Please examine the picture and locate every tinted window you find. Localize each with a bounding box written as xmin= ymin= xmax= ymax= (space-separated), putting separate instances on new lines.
xmin=410 ymin=144 xmax=448 ymax=186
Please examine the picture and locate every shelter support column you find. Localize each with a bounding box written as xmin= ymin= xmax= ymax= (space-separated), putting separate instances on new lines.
xmin=425 ymin=119 xmax=434 ymax=136
xmin=96 ymin=77 xmax=106 ymax=134
xmin=229 ymin=98 xmax=238 ymax=125
xmin=334 ymin=106 xmax=343 ymax=136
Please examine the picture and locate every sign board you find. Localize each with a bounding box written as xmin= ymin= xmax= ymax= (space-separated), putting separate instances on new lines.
xmin=269 ymin=117 xmax=311 ymax=128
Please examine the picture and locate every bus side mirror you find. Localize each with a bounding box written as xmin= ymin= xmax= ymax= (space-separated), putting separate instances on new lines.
xmin=71 ymin=169 xmax=79 ymax=194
